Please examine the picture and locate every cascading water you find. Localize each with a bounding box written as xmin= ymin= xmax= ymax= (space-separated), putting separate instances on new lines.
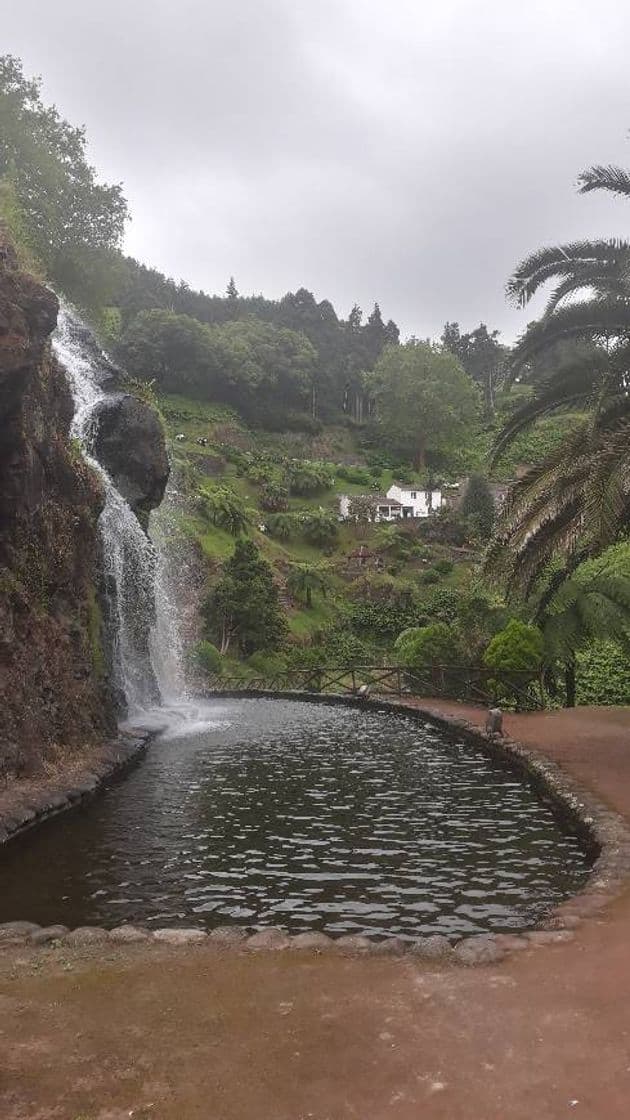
xmin=53 ymin=304 xmax=184 ymax=715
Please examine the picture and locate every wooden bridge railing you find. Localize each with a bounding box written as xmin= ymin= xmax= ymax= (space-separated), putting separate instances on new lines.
xmin=206 ymin=665 xmax=545 ymax=711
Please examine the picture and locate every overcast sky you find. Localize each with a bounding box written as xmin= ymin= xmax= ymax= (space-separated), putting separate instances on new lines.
xmin=5 ymin=0 xmax=630 ymax=339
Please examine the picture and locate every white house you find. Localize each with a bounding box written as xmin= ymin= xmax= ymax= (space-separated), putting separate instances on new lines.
xmin=386 ymin=483 xmax=442 ymax=518
xmin=339 ymin=485 xmax=442 ymax=523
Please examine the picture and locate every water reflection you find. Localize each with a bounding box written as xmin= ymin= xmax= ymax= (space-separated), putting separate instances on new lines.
xmin=0 ymin=700 xmax=591 ymax=939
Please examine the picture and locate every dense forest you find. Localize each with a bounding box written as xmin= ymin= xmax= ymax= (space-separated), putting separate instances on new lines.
xmin=2 ymin=52 xmax=630 ymax=709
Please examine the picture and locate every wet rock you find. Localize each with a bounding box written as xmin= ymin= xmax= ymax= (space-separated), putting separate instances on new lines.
xmin=409 ymin=935 xmax=454 ymax=961
xmin=63 ymin=926 xmax=110 ymax=947
xmin=92 ymin=394 xmax=169 ymax=529
xmin=207 ymin=925 xmax=249 ymax=947
xmin=0 ymin=921 xmax=40 ymax=940
xmin=30 ymin=925 xmax=69 ymax=945
xmin=453 ymin=935 xmax=505 ymax=966
xmin=246 ymin=928 xmax=291 ymax=951
xmin=289 ymin=932 xmax=333 ymax=951
xmin=109 ymin=925 xmax=151 ymax=943
xmin=152 ymin=928 xmax=207 ymax=945
xmin=333 ymin=934 xmax=373 ymax=955
xmin=526 ymin=930 xmax=575 ymax=946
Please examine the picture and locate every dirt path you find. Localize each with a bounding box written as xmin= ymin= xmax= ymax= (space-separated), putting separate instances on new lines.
xmin=2 ymin=705 xmax=630 ymax=1120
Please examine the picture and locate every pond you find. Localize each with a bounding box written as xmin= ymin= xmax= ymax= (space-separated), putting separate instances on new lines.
xmin=0 ymin=699 xmax=591 ymax=940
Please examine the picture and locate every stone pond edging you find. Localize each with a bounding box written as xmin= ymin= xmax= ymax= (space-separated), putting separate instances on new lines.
xmin=0 ymin=729 xmax=153 ymax=847
xmin=3 ymin=692 xmax=630 ymax=966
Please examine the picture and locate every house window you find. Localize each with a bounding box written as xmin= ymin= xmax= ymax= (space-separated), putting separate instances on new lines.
xmin=410 ymin=491 xmax=416 ymax=499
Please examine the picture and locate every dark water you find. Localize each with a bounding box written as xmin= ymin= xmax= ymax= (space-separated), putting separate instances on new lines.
xmin=0 ymin=700 xmax=591 ymax=939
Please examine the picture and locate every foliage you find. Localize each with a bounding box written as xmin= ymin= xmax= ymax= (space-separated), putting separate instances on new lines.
xmin=370 ymin=340 xmax=480 ymax=469
xmin=190 ymin=641 xmax=223 ymax=675
xmin=441 ymin=321 xmax=506 ymax=413
xmin=286 ymin=460 xmax=335 ymax=496
xmin=300 ymin=508 xmax=338 ymax=548
xmin=432 ymin=558 xmax=454 ymax=575
xmin=575 ymin=640 xmax=630 ymax=705
xmin=203 ymin=539 xmax=286 ymax=655
xmin=265 ymin=511 xmax=296 ymax=540
xmin=461 ymin=474 xmax=495 ymax=539
xmin=483 ymin=620 xmax=544 ymax=677
xmin=395 ymin=622 xmax=462 ymax=667
xmin=0 ymin=55 xmax=128 ymax=302
xmin=196 ymin=484 xmax=252 ymax=536
xmin=286 ymin=562 xmax=331 ymax=608
xmin=489 ymin=159 xmax=630 ymax=592
xmin=259 ymin=481 xmax=289 ymax=512
xmin=347 ymin=493 xmax=378 ymax=528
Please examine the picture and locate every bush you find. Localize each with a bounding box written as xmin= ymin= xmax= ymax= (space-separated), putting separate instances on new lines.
xmin=190 ymin=641 xmax=223 ymax=675
xmin=336 ymin=464 xmax=374 ymax=486
xmin=419 ymin=568 xmax=441 ymax=585
xmin=395 ymin=622 xmax=461 ymax=667
xmin=287 ymin=460 xmax=335 ymax=496
xmin=260 ymin=481 xmax=289 ymax=512
xmin=483 ymin=620 xmax=544 ymax=707
xmin=246 ymin=651 xmax=288 ymax=679
xmin=433 ymin=558 xmax=454 ymax=575
xmin=575 ymin=640 xmax=630 ymax=706
xmin=483 ymin=619 xmax=544 ymax=676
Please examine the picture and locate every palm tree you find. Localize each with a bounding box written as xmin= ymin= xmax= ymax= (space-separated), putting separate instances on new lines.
xmin=286 ymin=563 xmax=331 ymax=608
xmin=489 ymin=160 xmax=630 ymax=592
xmin=533 ymin=568 xmax=630 ymax=706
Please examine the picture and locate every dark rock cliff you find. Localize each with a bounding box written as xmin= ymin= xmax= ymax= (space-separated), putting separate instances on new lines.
xmin=92 ymin=394 xmax=169 ymax=530
xmin=0 ymin=234 xmax=115 ymax=776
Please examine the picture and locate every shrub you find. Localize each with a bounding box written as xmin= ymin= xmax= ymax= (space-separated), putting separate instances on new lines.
xmin=287 ymin=460 xmax=335 ymax=496
xmin=246 ymin=651 xmax=288 ymax=679
xmin=433 ymin=558 xmax=454 ymax=575
xmin=419 ymin=568 xmax=441 ymax=585
xmin=395 ymin=622 xmax=462 ymax=667
xmin=483 ymin=619 xmax=544 ymax=676
xmin=575 ymin=640 xmax=630 ymax=706
xmin=190 ymin=641 xmax=223 ymax=675
xmin=260 ymin=481 xmax=289 ymax=512
xmin=336 ymin=464 xmax=374 ymax=486
xmin=483 ymin=619 xmax=544 ymax=707
xmin=300 ymin=509 xmax=339 ymax=547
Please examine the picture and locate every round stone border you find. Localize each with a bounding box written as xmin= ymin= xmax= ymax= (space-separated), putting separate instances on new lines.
xmin=2 ymin=691 xmax=630 ymax=966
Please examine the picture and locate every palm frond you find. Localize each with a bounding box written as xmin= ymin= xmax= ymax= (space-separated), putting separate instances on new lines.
xmin=509 ymin=299 xmax=630 ymax=377
xmin=578 ymin=164 xmax=630 ymax=199
xmin=507 ymin=239 xmax=630 ymax=308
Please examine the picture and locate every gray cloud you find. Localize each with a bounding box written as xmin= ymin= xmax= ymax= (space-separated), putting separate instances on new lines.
xmin=5 ymin=0 xmax=630 ymax=339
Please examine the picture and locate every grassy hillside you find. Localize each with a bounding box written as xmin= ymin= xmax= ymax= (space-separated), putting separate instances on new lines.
xmin=159 ymin=394 xmax=481 ymax=664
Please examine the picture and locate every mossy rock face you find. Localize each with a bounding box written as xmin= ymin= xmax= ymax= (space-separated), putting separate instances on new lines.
xmin=0 ymin=236 xmax=116 ymax=772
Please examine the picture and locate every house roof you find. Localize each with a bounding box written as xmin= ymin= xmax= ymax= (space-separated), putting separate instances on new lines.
xmin=374 ymin=496 xmax=402 ymax=506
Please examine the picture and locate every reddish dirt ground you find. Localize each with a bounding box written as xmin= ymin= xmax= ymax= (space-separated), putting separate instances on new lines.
xmin=2 ymin=705 xmax=630 ymax=1120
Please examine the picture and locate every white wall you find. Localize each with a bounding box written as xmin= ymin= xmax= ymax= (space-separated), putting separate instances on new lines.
xmin=386 ymin=485 xmax=442 ymax=517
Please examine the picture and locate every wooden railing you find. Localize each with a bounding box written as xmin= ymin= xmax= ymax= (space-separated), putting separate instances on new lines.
xmin=206 ymin=665 xmax=546 ymax=711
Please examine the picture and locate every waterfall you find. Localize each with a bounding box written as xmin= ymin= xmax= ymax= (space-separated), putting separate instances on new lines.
xmin=53 ymin=304 xmax=184 ymax=715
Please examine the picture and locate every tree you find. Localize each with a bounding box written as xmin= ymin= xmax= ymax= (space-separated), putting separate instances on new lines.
xmin=488 ymin=156 xmax=630 ymax=592
xmin=441 ymin=321 xmax=505 ymax=414
xmin=265 ymin=512 xmax=296 ymax=540
xmin=197 ymin=485 xmax=252 ymax=536
xmin=461 ymin=474 xmax=495 ymax=539
xmin=348 ymin=494 xmax=378 ymax=535
xmin=0 ymin=55 xmax=128 ymax=290
xmin=226 ymin=276 xmax=239 ymax=299
xmin=203 ymin=540 xmax=286 ymax=655
xmin=300 ymin=508 xmax=339 ymax=548
xmin=532 ymin=549 xmax=630 ymax=706
xmin=370 ymin=341 xmax=480 ymax=469
xmin=286 ymin=563 xmax=331 ymax=607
